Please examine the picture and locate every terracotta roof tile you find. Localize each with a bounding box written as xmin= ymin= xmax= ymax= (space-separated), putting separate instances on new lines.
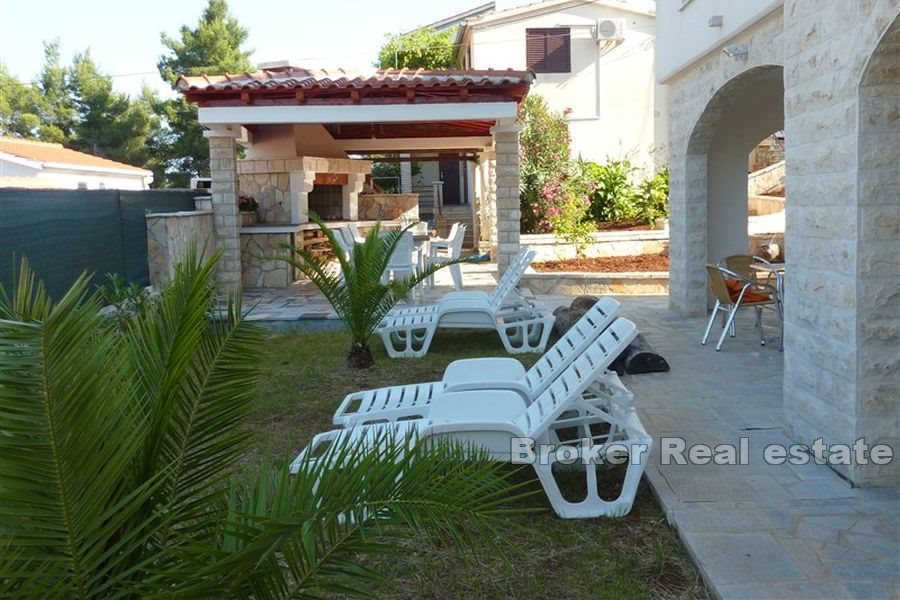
xmin=177 ymin=67 xmax=533 ymax=93
xmin=0 ymin=137 xmax=151 ymax=174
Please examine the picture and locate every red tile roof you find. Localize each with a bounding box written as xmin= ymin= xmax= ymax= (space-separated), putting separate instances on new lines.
xmin=0 ymin=137 xmax=150 ymax=174
xmin=177 ymin=67 xmax=533 ymax=93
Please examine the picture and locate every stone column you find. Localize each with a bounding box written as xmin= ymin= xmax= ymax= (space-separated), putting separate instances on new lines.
xmin=399 ymin=154 xmax=413 ymax=194
xmin=342 ymin=173 xmax=365 ymax=221
xmin=491 ymin=125 xmax=521 ymax=273
xmin=482 ymin=149 xmax=498 ymax=259
xmin=288 ymin=171 xmax=315 ymax=223
xmin=207 ymin=135 xmax=240 ymax=292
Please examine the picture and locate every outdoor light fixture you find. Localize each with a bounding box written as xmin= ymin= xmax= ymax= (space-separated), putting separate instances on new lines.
xmin=722 ymin=44 xmax=749 ymax=59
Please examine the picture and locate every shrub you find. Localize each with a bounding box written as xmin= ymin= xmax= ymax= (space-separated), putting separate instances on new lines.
xmin=633 ymin=167 xmax=670 ymax=224
xmin=518 ymin=95 xmax=571 ymax=233
xmin=582 ymin=160 xmax=638 ymax=223
xmin=541 ymin=174 xmax=595 ymax=257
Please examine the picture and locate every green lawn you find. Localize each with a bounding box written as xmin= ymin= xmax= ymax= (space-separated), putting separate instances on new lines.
xmin=246 ymin=329 xmax=709 ymax=599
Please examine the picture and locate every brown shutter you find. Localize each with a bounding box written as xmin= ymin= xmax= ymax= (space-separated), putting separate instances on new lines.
xmin=526 ymin=28 xmax=570 ymax=74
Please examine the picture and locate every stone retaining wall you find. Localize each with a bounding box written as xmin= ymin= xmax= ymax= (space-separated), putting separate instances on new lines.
xmin=241 ymin=232 xmax=296 ymax=288
xmin=523 ymin=230 xmax=669 ymax=261
xmin=146 ymin=210 xmax=215 ymax=286
xmin=522 ymin=271 xmax=668 ymax=296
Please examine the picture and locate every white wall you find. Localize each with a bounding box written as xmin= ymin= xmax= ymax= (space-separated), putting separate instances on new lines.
xmin=0 ymin=157 xmax=149 ymax=189
xmin=469 ymin=3 xmax=666 ymax=172
xmin=656 ymin=0 xmax=782 ymax=83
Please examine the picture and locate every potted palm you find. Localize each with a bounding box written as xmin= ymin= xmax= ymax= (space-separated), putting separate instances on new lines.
xmin=277 ymin=212 xmax=473 ymax=368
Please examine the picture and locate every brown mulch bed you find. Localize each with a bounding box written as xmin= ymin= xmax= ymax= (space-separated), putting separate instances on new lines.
xmin=532 ymin=254 xmax=669 ymax=273
xmin=595 ymin=219 xmax=655 ymax=231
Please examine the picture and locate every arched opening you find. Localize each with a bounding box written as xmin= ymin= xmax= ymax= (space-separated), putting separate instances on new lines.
xmin=676 ymin=65 xmax=784 ymax=313
xmin=855 ymin=13 xmax=899 ymax=484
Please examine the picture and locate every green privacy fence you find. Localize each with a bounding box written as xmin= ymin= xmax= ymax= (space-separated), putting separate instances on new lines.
xmin=0 ymin=189 xmax=198 ymax=299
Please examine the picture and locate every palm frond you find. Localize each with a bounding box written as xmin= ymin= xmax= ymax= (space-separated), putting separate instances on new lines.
xmin=0 ymin=259 xmax=157 ymax=597
xmin=274 ymin=213 xmax=476 ymax=362
xmin=167 ymin=434 xmax=540 ymax=598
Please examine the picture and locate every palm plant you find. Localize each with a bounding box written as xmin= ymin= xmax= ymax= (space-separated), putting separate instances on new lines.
xmin=277 ymin=212 xmax=472 ymax=369
xmin=0 ymin=252 xmax=535 ymax=598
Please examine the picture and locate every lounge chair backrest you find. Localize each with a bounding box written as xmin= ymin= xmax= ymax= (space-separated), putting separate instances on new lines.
xmin=522 ymin=297 xmax=619 ymax=396
xmin=347 ymin=223 xmax=364 ymax=242
xmin=516 ymin=317 xmax=637 ymax=437
xmin=488 ymin=248 xmax=535 ymax=307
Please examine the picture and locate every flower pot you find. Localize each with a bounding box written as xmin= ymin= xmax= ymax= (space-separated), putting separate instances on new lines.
xmin=241 ymin=211 xmax=258 ymax=226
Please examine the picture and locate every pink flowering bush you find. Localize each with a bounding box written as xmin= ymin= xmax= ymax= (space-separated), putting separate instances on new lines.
xmin=518 ymin=96 xmax=571 ymax=233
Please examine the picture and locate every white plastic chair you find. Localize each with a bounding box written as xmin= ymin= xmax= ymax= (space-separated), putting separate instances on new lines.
xmin=426 ymin=223 xmax=466 ymax=289
xmin=293 ymin=318 xmax=652 ymax=519
xmin=381 ymin=231 xmax=416 ymax=283
xmin=335 ymin=297 xmax=625 ymax=427
xmin=347 ymin=223 xmax=366 ymax=244
xmin=332 ymin=227 xmax=354 ymax=261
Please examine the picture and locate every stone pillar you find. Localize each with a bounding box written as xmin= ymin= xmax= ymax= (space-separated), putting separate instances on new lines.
xmin=289 ymin=171 xmax=315 ymax=223
xmin=491 ymin=125 xmax=521 ymax=273
xmin=482 ymin=149 xmax=498 ymax=259
xmin=342 ymin=173 xmax=365 ymax=221
xmin=399 ymin=154 xmax=413 ymax=194
xmin=207 ymin=135 xmax=241 ymax=292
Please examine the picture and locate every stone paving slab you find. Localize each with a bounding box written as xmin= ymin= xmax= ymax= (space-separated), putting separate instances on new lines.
xmin=240 ymin=270 xmax=899 ymax=600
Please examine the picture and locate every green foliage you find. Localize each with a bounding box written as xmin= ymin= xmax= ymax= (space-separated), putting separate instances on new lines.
xmin=155 ymin=0 xmax=252 ymax=186
xmin=582 ymin=159 xmax=638 ymax=223
xmin=371 ymin=160 xmax=422 ymax=194
xmin=377 ymin=27 xmax=458 ymax=69
xmin=0 ymin=253 xmax=528 ymax=597
xmin=633 ymin=167 xmax=670 ymax=224
xmin=518 ymin=95 xmax=572 ymax=233
xmin=0 ymin=41 xmax=161 ymax=177
xmin=276 ymin=213 xmax=471 ymax=368
xmin=540 ymin=170 xmax=595 ymax=257
xmin=96 ymin=272 xmax=153 ymax=323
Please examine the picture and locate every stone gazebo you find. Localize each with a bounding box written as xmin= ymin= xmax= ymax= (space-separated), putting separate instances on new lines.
xmin=176 ymin=66 xmax=534 ymax=291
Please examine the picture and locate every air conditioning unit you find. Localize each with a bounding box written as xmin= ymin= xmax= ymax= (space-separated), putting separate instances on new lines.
xmin=190 ymin=177 xmax=212 ymax=191
xmin=594 ymin=18 xmax=625 ymax=43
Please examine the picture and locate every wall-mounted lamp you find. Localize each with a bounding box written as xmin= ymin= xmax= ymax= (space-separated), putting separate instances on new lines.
xmin=722 ymin=44 xmax=749 ymax=59
xmin=708 ymin=15 xmax=723 ymax=27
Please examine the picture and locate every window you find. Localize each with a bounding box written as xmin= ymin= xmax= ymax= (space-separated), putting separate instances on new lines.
xmin=77 ymin=182 xmax=88 ymax=190
xmin=526 ymin=28 xmax=571 ymax=74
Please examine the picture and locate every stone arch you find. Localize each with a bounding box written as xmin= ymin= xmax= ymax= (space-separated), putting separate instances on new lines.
xmin=854 ymin=12 xmax=899 ymax=484
xmin=677 ymin=65 xmax=784 ymax=313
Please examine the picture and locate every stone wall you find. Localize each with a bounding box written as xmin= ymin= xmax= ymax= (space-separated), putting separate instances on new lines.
xmin=238 ymin=172 xmax=291 ymax=224
xmin=357 ymin=194 xmax=419 ymax=221
xmin=521 ymin=271 xmax=668 ymax=296
xmin=493 ymin=127 xmax=520 ymax=272
xmin=241 ymin=232 xmax=295 ymax=288
xmin=146 ymin=211 xmax=215 ymax=286
xmin=522 ymin=231 xmax=669 ymax=261
xmin=666 ymin=1 xmax=899 ymax=485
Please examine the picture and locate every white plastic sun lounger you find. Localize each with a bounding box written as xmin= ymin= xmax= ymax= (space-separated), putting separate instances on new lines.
xmin=376 ymin=249 xmax=552 ymax=357
xmin=335 ymin=297 xmax=627 ymax=427
xmin=388 ymin=247 xmax=537 ymax=318
xmin=293 ymin=317 xmax=651 ymax=519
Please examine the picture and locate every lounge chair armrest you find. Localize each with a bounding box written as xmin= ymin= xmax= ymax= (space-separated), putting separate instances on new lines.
xmin=442 ymin=357 xmax=527 ymax=383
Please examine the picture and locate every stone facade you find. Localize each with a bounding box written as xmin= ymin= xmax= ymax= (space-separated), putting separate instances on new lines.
xmin=145 ymin=211 xmax=215 ymax=286
xmin=357 ymin=194 xmax=419 ymax=221
xmin=208 ymin=136 xmax=241 ymax=291
xmin=238 ymin=172 xmax=291 ymax=224
xmin=241 ymin=232 xmax=296 ymax=288
xmin=492 ymin=126 xmax=521 ymax=272
xmin=666 ymin=2 xmax=899 ymax=485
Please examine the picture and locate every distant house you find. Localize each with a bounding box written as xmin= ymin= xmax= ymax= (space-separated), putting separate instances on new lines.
xmin=0 ymin=137 xmax=153 ymax=190
xmin=456 ymin=0 xmax=667 ymax=172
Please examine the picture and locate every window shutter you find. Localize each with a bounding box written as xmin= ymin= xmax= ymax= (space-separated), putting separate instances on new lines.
xmin=526 ymin=28 xmax=570 ymax=74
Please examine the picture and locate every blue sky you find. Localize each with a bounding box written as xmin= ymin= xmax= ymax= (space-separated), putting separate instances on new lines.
xmin=0 ymin=0 xmax=481 ymax=97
